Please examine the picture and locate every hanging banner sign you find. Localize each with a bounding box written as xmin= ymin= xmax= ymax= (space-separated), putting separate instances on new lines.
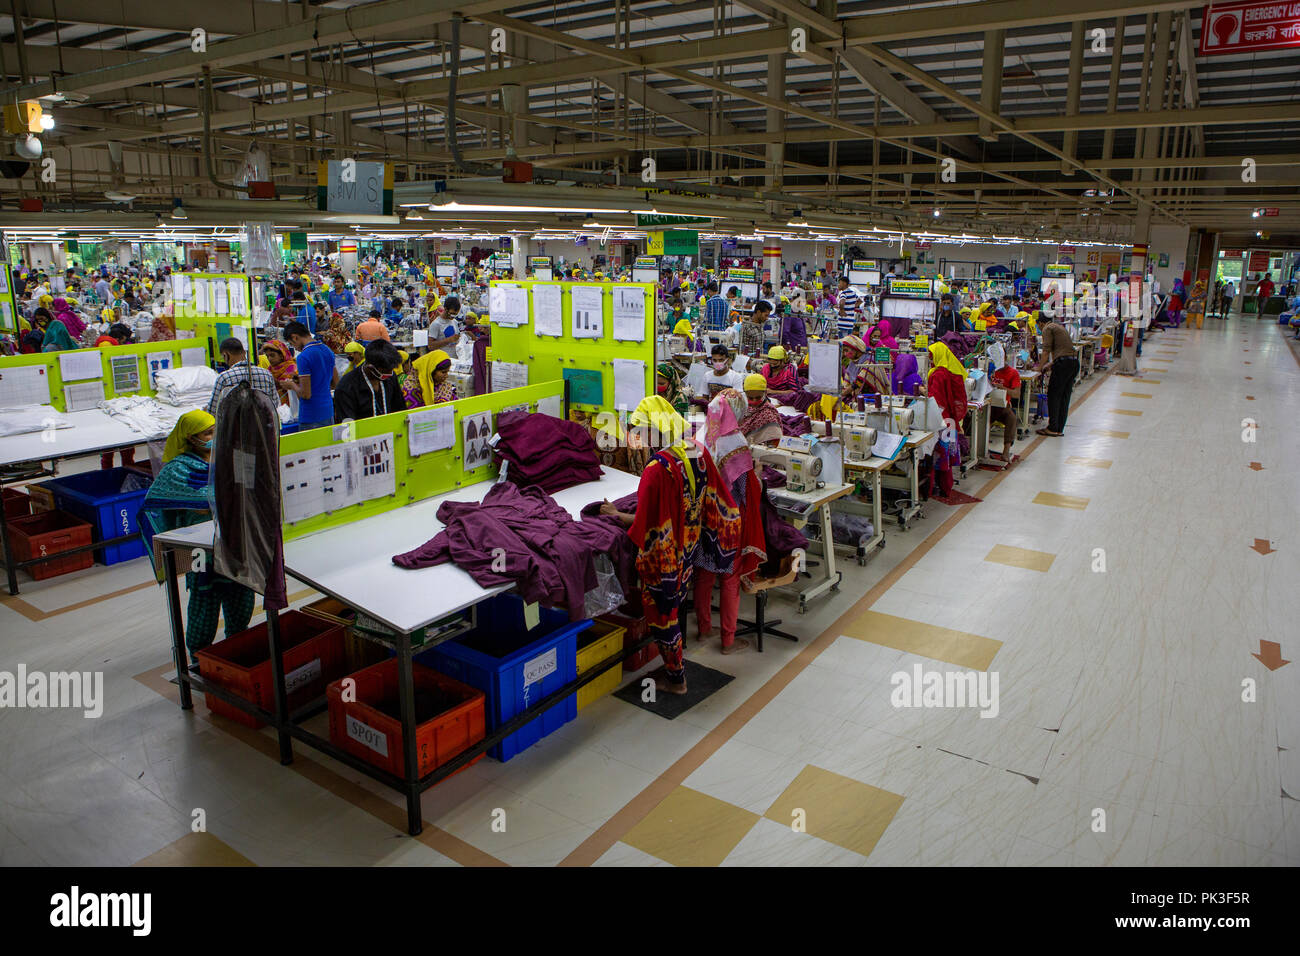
xmin=914 ymin=240 xmax=932 ymax=250
xmin=1199 ymin=1 xmax=1300 ymax=55
xmin=888 ymin=279 xmax=933 ymax=296
xmin=852 ymin=260 xmax=877 ymax=271
xmin=635 ymin=213 xmax=712 ymax=227
xmin=727 ymin=267 xmax=756 ymax=282
xmin=1045 ymin=263 xmax=1073 ymax=275
xmin=1057 ymin=244 xmax=1076 ymax=254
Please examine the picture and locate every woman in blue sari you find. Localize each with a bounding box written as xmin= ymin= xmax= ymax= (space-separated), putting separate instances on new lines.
xmin=138 ymin=410 xmax=255 ymax=664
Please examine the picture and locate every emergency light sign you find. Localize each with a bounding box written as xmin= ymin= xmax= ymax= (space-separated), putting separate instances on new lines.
xmin=1199 ymin=1 xmax=1300 ymax=55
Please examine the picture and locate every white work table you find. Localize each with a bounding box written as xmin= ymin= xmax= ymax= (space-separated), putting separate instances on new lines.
xmin=0 ymin=406 xmax=149 ymax=470
xmin=153 ymin=465 xmax=642 ymax=636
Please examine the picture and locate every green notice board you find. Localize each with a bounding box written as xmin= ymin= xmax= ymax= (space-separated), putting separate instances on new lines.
xmin=487 ymin=280 xmax=656 ymax=415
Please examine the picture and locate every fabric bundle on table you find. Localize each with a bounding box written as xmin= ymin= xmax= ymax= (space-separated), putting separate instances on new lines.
xmin=154 ymin=366 xmax=217 ymax=407
xmin=493 ymin=409 xmax=602 ymax=493
xmin=392 ymin=482 xmax=636 ymax=621
xmin=99 ymin=395 xmax=191 ymax=439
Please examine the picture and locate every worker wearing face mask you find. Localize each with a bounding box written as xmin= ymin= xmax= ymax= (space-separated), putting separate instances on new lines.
xmin=935 ymin=293 xmax=960 ymax=337
xmin=691 ymin=344 xmax=744 ymax=407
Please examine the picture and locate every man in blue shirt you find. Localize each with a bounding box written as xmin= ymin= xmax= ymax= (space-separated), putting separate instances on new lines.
xmin=282 ymin=321 xmax=338 ymax=429
xmin=327 ymin=275 xmax=355 ymax=310
xmin=289 ymin=291 xmax=317 ymax=334
xmin=704 ymin=281 xmax=729 ymax=330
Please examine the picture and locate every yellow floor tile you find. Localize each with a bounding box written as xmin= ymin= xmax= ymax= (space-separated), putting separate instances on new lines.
xmin=985 ymin=544 xmax=1056 ymax=572
xmin=764 ymin=765 xmax=904 ymax=859
xmin=1032 ymin=491 xmax=1090 ymax=510
xmin=1090 ymin=429 xmax=1129 ymax=438
xmin=840 ymin=610 xmax=1001 ymax=670
xmin=1121 ymin=392 xmax=1153 ymax=398
xmin=1065 ymin=456 xmax=1113 ymax=469
xmin=133 ymin=832 xmax=256 ymax=867
xmin=1110 ymin=409 xmax=1143 ymax=416
xmin=623 ymin=786 xmax=760 ymax=867
xmin=1138 ymin=379 xmax=1161 ymax=384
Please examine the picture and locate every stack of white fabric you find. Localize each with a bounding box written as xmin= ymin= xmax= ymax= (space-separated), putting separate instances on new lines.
xmin=154 ymin=366 xmax=216 ymax=407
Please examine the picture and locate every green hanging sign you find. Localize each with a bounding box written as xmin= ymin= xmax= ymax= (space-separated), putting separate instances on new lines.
xmin=635 ymin=213 xmax=711 ymax=227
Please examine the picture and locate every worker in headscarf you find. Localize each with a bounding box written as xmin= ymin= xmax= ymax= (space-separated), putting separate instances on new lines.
xmin=343 ymin=340 xmax=366 ymax=372
xmin=137 ymin=410 xmax=254 ymax=663
xmin=599 ymin=395 xmax=741 ymax=696
xmin=411 ymin=349 xmax=456 ymax=406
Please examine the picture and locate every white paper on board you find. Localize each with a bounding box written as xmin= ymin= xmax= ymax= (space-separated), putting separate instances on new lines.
xmin=531 ymin=283 xmax=563 ymax=337
xmin=490 ymin=360 xmax=528 ymax=392
xmin=611 ymin=285 xmax=647 ymax=341
xmin=537 ymin=394 xmax=563 ymax=418
xmin=407 ymin=405 xmax=455 ymax=456
xmin=412 ymin=329 xmax=429 ymax=347
xmin=146 ymin=352 xmax=173 ymax=388
xmin=613 ymin=358 xmax=646 ymax=411
xmin=731 ymin=352 xmax=752 ymax=374
xmin=180 ymin=347 xmax=207 ymax=368
xmin=63 ymin=379 xmax=106 ymax=412
xmin=808 ymin=341 xmax=841 ymax=393
xmin=231 ymin=325 xmax=249 ymax=349
xmin=109 ymin=355 xmax=141 ymax=393
xmin=489 ymin=284 xmax=528 ymax=327
xmin=570 ymin=286 xmax=604 ymax=339
xmin=194 ymin=278 xmax=210 ymax=314
xmin=58 ymin=350 xmax=104 ymax=382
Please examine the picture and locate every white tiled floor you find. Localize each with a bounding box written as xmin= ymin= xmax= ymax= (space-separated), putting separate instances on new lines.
xmin=2 ymin=317 xmax=1297 ymax=866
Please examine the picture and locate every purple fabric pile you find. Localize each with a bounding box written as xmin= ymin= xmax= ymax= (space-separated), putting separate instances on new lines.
xmin=494 ymin=410 xmax=602 ymax=493
xmin=939 ymin=331 xmax=979 ymax=360
xmin=393 ymin=483 xmax=636 ymax=621
xmin=779 ymin=412 xmax=810 ymax=437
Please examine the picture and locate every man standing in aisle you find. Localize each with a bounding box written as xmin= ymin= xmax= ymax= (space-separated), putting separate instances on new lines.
xmin=1035 ymin=307 xmax=1079 ymax=437
xmin=283 ymin=321 xmax=338 ymax=431
xmin=1222 ymin=278 xmax=1235 ymax=318
xmin=327 ymin=275 xmax=355 ymax=311
xmin=704 ymin=281 xmax=729 ymax=330
xmin=207 ymin=337 xmax=278 ymax=418
xmin=836 ymin=275 xmax=861 ymax=338
xmin=1256 ymin=272 xmax=1275 ymax=316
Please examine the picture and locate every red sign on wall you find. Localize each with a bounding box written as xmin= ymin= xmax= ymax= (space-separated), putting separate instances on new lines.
xmin=914 ymin=240 xmax=932 ymax=250
xmin=1058 ymin=244 xmax=1076 ymax=254
xmin=1223 ymin=248 xmax=1244 ymax=257
xmin=1248 ymin=250 xmax=1271 ymax=272
xmin=1261 ymin=208 xmax=1280 ymax=216
xmin=1199 ymin=1 xmax=1300 ymax=55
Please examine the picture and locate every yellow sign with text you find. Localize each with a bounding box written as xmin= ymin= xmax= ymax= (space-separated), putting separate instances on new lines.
xmin=646 ymin=231 xmax=665 ymax=255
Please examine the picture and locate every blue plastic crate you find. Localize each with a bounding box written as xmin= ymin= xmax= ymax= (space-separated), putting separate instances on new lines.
xmin=36 ymin=467 xmax=152 ymax=565
xmin=420 ymin=594 xmax=589 ymax=761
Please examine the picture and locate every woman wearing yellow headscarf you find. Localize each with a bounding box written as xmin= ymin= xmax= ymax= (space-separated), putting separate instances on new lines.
xmin=925 ymin=341 xmax=969 ymax=427
xmin=600 ymin=394 xmax=741 ymax=696
xmin=411 ymin=349 xmax=456 ymax=406
xmin=139 ymin=409 xmax=254 ymax=662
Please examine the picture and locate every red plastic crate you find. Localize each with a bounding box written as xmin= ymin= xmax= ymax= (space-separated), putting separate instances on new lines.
xmin=196 ymin=610 xmax=347 ymax=729
xmin=327 ymin=658 xmax=486 ymax=779
xmin=6 ymin=510 xmax=93 ymax=580
xmin=3 ymin=488 xmax=31 ymax=520
xmin=600 ymin=610 xmax=655 ymax=673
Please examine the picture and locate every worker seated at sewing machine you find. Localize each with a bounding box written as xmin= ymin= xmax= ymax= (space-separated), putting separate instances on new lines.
xmin=690 ymin=344 xmax=746 ymax=407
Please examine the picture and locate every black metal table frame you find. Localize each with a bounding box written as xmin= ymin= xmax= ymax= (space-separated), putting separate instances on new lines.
xmin=158 ymin=542 xmax=655 ymax=836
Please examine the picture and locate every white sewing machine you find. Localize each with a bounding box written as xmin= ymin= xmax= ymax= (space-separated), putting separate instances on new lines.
xmin=751 ymin=437 xmax=824 ymax=493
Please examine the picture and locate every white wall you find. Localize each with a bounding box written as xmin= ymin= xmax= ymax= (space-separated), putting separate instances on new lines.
xmin=1148 ymin=224 xmax=1190 ymax=290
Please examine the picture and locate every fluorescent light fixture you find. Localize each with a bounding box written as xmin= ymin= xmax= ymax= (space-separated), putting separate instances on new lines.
xmin=412 ymin=201 xmax=657 ymax=214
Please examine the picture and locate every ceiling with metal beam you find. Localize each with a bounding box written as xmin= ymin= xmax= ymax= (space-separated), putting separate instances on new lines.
xmin=2 ymin=0 xmax=1298 ymax=242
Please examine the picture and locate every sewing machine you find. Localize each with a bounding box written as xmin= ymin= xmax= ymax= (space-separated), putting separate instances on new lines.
xmin=752 ymin=438 xmax=824 ymax=493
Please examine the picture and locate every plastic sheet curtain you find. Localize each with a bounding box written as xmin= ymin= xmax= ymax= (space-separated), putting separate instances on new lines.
xmin=212 ymin=378 xmax=287 ymax=609
xmin=238 ymin=144 xmax=280 ymax=273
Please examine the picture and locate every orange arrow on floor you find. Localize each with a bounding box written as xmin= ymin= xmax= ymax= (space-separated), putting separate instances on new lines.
xmin=1248 ymin=462 xmax=1264 ymax=471
xmin=1250 ymin=538 xmax=1275 ymax=555
xmin=1252 ymin=641 xmax=1290 ymax=671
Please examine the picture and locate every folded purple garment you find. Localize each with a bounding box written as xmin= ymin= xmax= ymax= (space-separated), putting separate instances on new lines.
xmin=780 ymin=412 xmax=810 ymax=436
xmin=495 ymin=410 xmax=602 ymax=493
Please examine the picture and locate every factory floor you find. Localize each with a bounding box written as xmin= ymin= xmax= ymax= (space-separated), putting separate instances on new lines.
xmin=2 ymin=314 xmax=1296 ymax=867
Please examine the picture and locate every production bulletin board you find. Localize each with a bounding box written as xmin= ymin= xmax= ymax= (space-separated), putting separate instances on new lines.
xmin=0 ymin=338 xmax=212 ymax=412
xmin=487 ymin=280 xmax=656 ymax=415
xmin=278 ymin=380 xmax=565 ymax=541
